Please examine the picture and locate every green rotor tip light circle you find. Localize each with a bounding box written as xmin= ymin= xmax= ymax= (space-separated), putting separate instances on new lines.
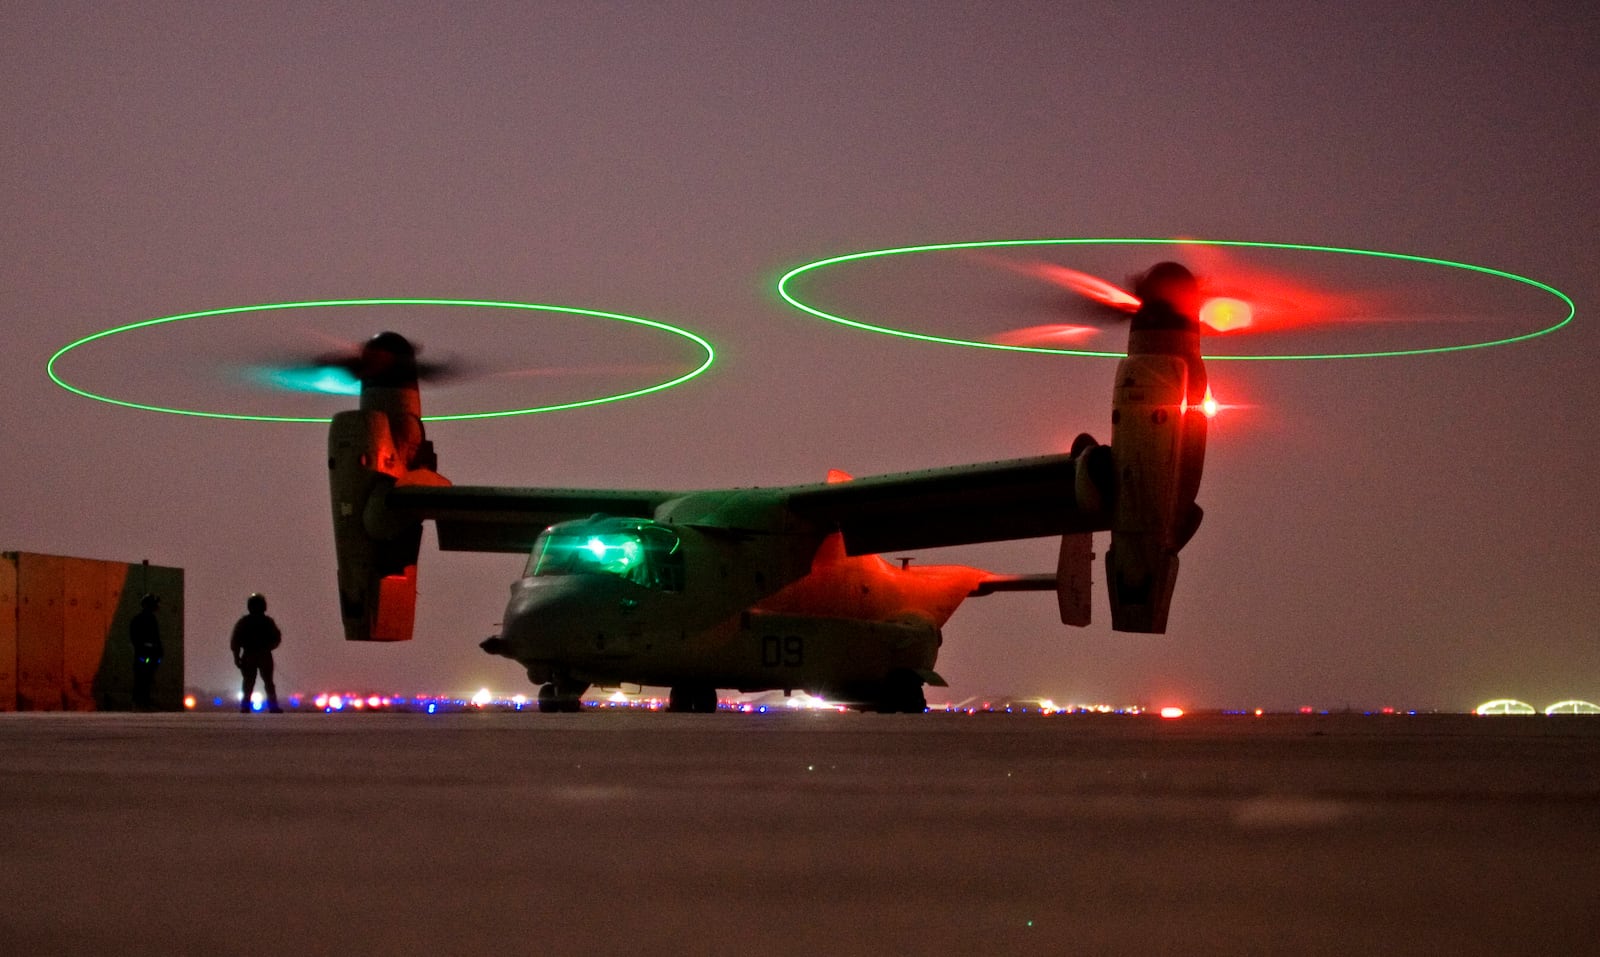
xmin=47 ymin=298 xmax=716 ymax=423
xmin=776 ymin=238 xmax=1574 ymax=360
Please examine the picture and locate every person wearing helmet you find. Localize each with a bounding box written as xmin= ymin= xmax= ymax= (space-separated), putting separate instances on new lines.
xmin=230 ymin=593 xmax=282 ymax=713
xmin=129 ymin=593 xmax=164 ymax=709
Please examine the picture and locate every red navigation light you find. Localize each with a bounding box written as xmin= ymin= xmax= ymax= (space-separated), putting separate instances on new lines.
xmin=1200 ymin=386 xmax=1220 ymax=418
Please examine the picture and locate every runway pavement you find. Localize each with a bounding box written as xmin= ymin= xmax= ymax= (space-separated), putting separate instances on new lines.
xmin=1 ymin=710 xmax=1596 ymax=955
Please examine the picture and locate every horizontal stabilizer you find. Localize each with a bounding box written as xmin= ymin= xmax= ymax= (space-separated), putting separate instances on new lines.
xmin=1057 ymin=532 xmax=1093 ymax=627
xmin=969 ymin=574 xmax=1055 ymax=596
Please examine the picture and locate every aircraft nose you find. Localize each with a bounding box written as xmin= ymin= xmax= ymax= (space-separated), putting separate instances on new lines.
xmin=503 ymin=577 xmax=590 ymax=646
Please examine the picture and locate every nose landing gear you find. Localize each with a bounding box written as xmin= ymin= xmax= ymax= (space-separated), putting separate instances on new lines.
xmin=537 ymin=681 xmax=587 ymax=713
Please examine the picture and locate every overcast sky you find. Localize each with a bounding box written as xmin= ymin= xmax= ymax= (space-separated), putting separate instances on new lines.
xmin=4 ymin=1 xmax=1595 ymax=709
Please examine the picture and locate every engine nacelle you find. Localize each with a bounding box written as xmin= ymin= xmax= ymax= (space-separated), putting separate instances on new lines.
xmin=326 ymin=332 xmax=448 ymax=642
xmin=328 ymin=411 xmax=423 ymax=641
xmin=1106 ymin=351 xmax=1195 ymax=633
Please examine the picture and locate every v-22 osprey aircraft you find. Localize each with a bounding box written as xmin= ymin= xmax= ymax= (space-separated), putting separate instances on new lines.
xmin=327 ymin=263 xmax=1209 ymax=712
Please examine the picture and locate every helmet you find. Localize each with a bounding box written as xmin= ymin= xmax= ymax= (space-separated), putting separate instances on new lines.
xmin=247 ymin=593 xmax=267 ymax=614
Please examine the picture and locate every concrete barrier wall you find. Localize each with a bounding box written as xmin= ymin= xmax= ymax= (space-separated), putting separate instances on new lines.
xmin=16 ymin=553 xmax=65 ymax=710
xmin=0 ymin=558 xmax=15 ymax=711
xmin=3 ymin=552 xmax=184 ymax=710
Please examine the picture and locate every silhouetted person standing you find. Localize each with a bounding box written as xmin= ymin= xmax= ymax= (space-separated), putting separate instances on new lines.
xmin=231 ymin=593 xmax=282 ymax=713
xmin=129 ymin=593 xmax=163 ymax=710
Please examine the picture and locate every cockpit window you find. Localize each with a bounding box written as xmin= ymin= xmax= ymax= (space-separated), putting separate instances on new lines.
xmin=527 ymin=517 xmax=686 ymax=591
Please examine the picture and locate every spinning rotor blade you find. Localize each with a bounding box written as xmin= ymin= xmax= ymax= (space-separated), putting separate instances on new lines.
xmin=985 ymin=249 xmax=1376 ymax=346
xmin=244 ymin=333 xmax=468 ymax=396
xmin=239 ymin=332 xmax=665 ymax=396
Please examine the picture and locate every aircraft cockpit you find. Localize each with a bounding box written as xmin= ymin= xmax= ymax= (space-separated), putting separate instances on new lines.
xmin=526 ymin=516 xmax=686 ymax=591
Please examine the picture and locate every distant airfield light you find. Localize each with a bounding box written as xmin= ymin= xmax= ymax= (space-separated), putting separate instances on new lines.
xmin=367 ymin=695 xmax=382 ymax=709
xmin=1253 ymin=708 xmax=1264 ymax=716
xmin=1159 ymin=706 xmax=1185 ymax=719
xmin=183 ymin=695 xmax=197 ymax=710
xmin=471 ymin=688 xmax=493 ymax=708
xmin=1474 ymin=699 xmax=1536 ymax=715
xmin=1544 ymin=700 xmax=1600 ymax=715
xmin=329 ymin=695 xmax=344 ymax=711
xmin=314 ymin=694 xmax=329 ymax=710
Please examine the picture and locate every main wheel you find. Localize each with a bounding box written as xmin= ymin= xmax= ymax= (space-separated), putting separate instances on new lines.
xmin=668 ymin=685 xmax=718 ymax=713
xmin=555 ymin=681 xmax=588 ymax=712
xmin=875 ymin=671 xmax=926 ymax=714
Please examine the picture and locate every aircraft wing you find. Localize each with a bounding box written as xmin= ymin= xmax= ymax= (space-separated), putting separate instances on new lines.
xmin=783 ymin=453 xmax=1105 ymax=555
xmin=386 ymin=485 xmax=679 ymax=553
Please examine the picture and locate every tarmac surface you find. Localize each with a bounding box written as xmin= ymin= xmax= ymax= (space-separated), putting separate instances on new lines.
xmin=2 ymin=710 xmax=1597 ymax=955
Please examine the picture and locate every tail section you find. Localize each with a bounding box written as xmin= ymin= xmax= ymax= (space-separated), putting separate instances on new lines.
xmin=327 ymin=333 xmax=449 ymax=642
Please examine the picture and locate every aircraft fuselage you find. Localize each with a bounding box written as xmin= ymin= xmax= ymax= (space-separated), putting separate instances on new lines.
xmin=496 ymin=521 xmax=981 ymax=704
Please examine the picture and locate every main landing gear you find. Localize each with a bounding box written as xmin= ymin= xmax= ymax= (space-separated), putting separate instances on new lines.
xmin=537 ymin=681 xmax=587 ymax=713
xmin=872 ymin=670 xmax=927 ymax=714
xmin=667 ymin=685 xmax=718 ymax=713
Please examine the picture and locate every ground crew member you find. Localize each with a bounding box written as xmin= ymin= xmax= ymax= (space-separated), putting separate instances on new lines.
xmin=129 ymin=593 xmax=163 ymax=709
xmin=230 ymin=593 xmax=282 ymax=713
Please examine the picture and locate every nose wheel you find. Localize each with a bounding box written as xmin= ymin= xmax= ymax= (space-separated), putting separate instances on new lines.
xmin=537 ymin=681 xmax=587 ymax=713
